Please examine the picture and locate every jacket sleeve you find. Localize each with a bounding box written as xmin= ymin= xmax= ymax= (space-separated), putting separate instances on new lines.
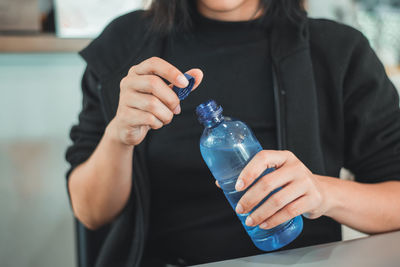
xmin=65 ymin=68 xmax=107 ymax=183
xmin=343 ymin=34 xmax=400 ymax=183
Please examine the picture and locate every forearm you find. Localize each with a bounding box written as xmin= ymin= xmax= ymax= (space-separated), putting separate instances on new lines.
xmin=69 ymin=120 xmax=133 ymax=230
xmin=319 ymin=175 xmax=400 ymax=234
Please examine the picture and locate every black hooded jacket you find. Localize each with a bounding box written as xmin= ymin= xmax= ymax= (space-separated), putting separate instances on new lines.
xmin=66 ymin=10 xmax=400 ymax=267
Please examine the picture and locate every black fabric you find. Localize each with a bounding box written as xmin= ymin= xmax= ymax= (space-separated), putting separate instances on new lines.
xmin=145 ymin=14 xmax=276 ymax=264
xmin=66 ymin=69 xmax=106 ymax=180
xmin=65 ymin=9 xmax=400 ymax=267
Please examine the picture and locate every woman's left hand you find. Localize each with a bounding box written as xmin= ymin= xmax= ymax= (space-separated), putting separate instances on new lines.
xmin=234 ymin=150 xmax=329 ymax=229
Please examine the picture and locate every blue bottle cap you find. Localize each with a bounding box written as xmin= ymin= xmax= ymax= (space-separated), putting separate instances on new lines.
xmin=172 ymin=73 xmax=195 ymax=100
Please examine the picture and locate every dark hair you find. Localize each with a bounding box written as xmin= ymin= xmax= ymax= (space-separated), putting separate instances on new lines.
xmin=148 ymin=0 xmax=306 ymax=33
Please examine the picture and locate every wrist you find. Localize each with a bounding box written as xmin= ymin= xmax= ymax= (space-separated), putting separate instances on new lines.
xmin=104 ymin=119 xmax=134 ymax=150
xmin=317 ymin=175 xmax=344 ymax=218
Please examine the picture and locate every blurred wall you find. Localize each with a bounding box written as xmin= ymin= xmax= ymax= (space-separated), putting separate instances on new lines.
xmin=0 ymin=53 xmax=85 ymax=267
xmin=308 ymin=0 xmax=358 ymax=26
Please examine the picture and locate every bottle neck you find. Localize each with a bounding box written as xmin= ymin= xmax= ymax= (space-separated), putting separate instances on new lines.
xmin=202 ymin=114 xmax=225 ymax=128
xmin=196 ymin=100 xmax=225 ymax=128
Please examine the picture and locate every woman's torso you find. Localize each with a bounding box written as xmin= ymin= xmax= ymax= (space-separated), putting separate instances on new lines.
xmin=145 ymin=13 xmax=277 ymax=265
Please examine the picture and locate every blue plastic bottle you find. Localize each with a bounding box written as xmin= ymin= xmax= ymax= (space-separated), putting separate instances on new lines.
xmin=196 ymin=100 xmax=303 ymax=251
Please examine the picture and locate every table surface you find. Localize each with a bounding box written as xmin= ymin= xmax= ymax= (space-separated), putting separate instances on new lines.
xmin=195 ymin=231 xmax=400 ymax=267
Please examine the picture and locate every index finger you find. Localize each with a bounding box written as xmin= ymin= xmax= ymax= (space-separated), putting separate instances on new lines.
xmin=236 ymin=150 xmax=293 ymax=191
xmin=131 ymin=57 xmax=189 ymax=88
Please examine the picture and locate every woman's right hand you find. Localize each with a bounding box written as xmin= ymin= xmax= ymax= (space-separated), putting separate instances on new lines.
xmin=107 ymin=57 xmax=203 ymax=146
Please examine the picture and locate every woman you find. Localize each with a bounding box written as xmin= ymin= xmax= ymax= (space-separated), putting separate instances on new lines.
xmin=66 ymin=0 xmax=400 ymax=266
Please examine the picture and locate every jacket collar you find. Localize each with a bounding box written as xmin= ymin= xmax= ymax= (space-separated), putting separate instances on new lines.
xmin=270 ymin=16 xmax=310 ymax=62
xmin=269 ymin=17 xmax=326 ymax=174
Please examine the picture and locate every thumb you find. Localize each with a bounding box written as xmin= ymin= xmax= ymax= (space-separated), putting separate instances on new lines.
xmin=184 ymin=68 xmax=204 ymax=91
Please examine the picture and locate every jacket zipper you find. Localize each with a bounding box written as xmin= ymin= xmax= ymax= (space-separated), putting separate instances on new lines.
xmin=272 ymin=65 xmax=286 ymax=150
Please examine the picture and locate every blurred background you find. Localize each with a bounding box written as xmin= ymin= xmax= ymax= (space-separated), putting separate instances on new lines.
xmin=0 ymin=0 xmax=399 ymax=266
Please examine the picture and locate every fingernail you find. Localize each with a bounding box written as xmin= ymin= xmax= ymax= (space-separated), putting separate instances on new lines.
xmin=236 ymin=179 xmax=244 ymax=191
xmin=260 ymin=222 xmax=268 ymax=229
xmin=245 ymin=216 xmax=254 ymax=226
xmin=173 ymin=105 xmax=181 ymax=115
xmin=236 ymin=204 xmax=244 ymax=214
xmin=177 ymin=74 xmax=189 ymax=87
